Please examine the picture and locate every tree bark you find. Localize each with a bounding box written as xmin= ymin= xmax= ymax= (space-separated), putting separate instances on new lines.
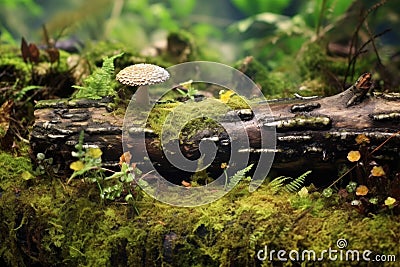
xmin=30 ymin=90 xmax=400 ymax=183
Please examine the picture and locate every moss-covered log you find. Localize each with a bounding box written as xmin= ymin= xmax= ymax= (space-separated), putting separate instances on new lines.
xmin=30 ymin=89 xmax=400 ymax=183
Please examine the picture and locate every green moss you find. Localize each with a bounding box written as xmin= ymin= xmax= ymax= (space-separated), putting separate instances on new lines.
xmin=0 ymin=43 xmax=76 ymax=104
xmin=225 ymin=94 xmax=251 ymax=109
xmin=145 ymin=94 xmax=255 ymax=145
xmin=163 ymin=30 xmax=198 ymax=63
xmin=146 ymin=99 xmax=229 ymax=143
xmin=0 ymin=151 xmax=32 ymax=191
xmin=233 ymin=56 xmax=299 ymax=98
xmin=1 ymin=165 xmax=400 ymax=266
xmin=82 ymin=41 xmax=171 ymax=71
xmin=234 ymin=57 xmax=270 ymax=94
xmin=147 ymin=102 xmax=182 ymax=136
xmin=0 ymin=45 xmax=31 ymax=88
xmin=297 ymin=41 xmax=378 ymax=96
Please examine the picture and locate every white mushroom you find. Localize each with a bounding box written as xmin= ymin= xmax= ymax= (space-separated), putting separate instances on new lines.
xmin=116 ymin=63 xmax=170 ymax=106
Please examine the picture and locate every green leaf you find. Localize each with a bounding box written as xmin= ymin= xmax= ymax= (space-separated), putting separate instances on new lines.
xmin=226 ymin=164 xmax=254 ymax=189
xmin=15 ymin=86 xmax=43 ymax=101
xmin=21 ymin=171 xmax=34 ymax=180
xmin=70 ymin=161 xmax=84 ymax=171
xmin=86 ymin=147 xmax=103 ymax=159
xmin=268 ymin=176 xmax=289 ymax=193
xmin=125 ymin=194 xmax=133 ymax=202
xmin=285 ymin=170 xmax=311 ymax=193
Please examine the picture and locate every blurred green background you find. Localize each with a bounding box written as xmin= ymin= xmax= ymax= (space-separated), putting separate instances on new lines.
xmin=1 ymin=0 xmax=399 ymax=62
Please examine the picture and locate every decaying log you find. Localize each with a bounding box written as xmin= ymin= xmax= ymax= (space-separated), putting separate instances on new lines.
xmin=30 ymin=98 xmax=123 ymax=172
xmin=30 ymin=88 xmax=400 ymax=184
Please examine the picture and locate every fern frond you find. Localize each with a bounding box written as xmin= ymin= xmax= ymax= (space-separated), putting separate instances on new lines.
xmin=285 ymin=170 xmax=312 ymax=193
xmin=268 ymin=170 xmax=312 ymax=194
xmin=73 ymin=53 xmax=124 ymax=99
xmin=268 ymin=176 xmax=290 ymax=193
xmin=102 ymin=53 xmax=124 ymax=76
xmin=226 ymin=164 xmax=254 ymax=189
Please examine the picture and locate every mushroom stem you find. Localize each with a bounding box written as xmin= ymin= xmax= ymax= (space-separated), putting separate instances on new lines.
xmin=135 ymin=86 xmax=150 ymax=106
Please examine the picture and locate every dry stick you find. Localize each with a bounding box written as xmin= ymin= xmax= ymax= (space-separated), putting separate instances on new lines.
xmin=368 ymin=130 xmax=400 ymax=156
xmin=344 ymin=8 xmax=363 ymax=87
xmin=347 ymin=28 xmax=391 ymax=74
xmin=316 ymin=0 xmax=327 ymax=37
xmin=344 ymin=0 xmax=388 ymax=86
xmin=327 ymin=165 xmax=357 ymax=189
xmin=364 ymin=21 xmax=383 ymax=67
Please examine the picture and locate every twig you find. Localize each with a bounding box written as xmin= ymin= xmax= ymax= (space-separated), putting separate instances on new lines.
xmin=344 ymin=0 xmax=388 ymax=86
xmin=316 ymin=0 xmax=327 ymax=37
xmin=368 ymin=130 xmax=400 ymax=156
xmin=327 ymin=165 xmax=357 ymax=189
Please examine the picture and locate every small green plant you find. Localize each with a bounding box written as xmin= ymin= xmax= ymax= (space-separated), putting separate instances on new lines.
xmin=14 ymin=85 xmax=43 ymax=102
xmin=176 ymin=80 xmax=198 ymax=100
xmin=72 ymin=53 xmax=123 ymax=100
xmin=33 ymin=152 xmax=57 ymax=176
xmin=222 ymin=163 xmax=253 ymax=190
xmin=68 ymin=131 xmax=142 ymax=214
xmin=268 ymin=170 xmax=311 ymax=194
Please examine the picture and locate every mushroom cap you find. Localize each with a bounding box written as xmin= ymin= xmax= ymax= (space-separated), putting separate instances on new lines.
xmin=116 ymin=63 xmax=170 ymax=86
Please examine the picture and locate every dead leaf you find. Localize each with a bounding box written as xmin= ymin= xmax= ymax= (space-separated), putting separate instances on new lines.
xmin=46 ymin=47 xmax=60 ymax=63
xmin=28 ymin=43 xmax=40 ymax=64
xmin=119 ymin=151 xmax=132 ymax=166
xmin=21 ymin=37 xmax=30 ymax=63
xmin=181 ymin=180 xmax=191 ymax=187
xmin=21 ymin=37 xmax=40 ymax=64
xmin=0 ymin=100 xmax=13 ymax=139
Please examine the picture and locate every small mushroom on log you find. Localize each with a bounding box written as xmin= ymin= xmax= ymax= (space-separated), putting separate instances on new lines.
xmin=116 ymin=63 xmax=170 ymax=106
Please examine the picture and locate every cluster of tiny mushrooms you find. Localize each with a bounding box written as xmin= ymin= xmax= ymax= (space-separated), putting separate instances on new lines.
xmin=116 ymin=63 xmax=170 ymax=106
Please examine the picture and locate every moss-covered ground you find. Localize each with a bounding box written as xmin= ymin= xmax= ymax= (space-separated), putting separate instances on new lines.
xmin=0 ymin=148 xmax=399 ymax=267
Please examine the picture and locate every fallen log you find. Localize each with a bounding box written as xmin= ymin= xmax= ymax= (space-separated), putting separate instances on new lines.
xmin=30 ymin=82 xmax=400 ymax=184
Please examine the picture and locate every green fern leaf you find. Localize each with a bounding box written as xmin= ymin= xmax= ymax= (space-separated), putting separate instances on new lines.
xmin=268 ymin=170 xmax=312 ymax=193
xmin=226 ymin=164 xmax=254 ymax=189
xmin=268 ymin=176 xmax=290 ymax=193
xmin=285 ymin=170 xmax=311 ymax=193
xmin=73 ymin=53 xmax=124 ymax=99
xmin=102 ymin=53 xmax=123 ymax=76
